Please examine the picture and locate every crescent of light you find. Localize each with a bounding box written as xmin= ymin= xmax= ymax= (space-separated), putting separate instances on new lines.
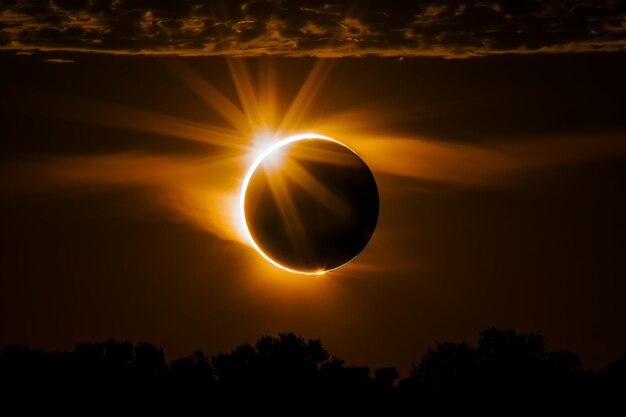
xmin=240 ymin=133 xmax=361 ymax=275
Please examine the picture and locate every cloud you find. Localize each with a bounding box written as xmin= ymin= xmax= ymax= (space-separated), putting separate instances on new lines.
xmin=354 ymin=131 xmax=626 ymax=186
xmin=43 ymin=57 xmax=75 ymax=63
xmin=1 ymin=151 xmax=246 ymax=243
xmin=0 ymin=0 xmax=625 ymax=57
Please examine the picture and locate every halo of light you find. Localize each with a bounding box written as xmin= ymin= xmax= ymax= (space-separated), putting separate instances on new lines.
xmin=240 ymin=133 xmax=365 ymax=275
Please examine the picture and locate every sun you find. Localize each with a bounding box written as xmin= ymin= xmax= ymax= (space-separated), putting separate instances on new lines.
xmin=240 ymin=133 xmax=379 ymax=275
xmin=240 ymin=134 xmax=338 ymax=275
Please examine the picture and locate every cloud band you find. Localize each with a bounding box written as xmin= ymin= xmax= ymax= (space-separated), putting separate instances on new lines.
xmin=1 ymin=0 xmax=625 ymax=57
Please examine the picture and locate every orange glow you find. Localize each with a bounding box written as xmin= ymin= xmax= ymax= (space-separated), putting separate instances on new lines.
xmin=13 ymin=58 xmax=626 ymax=287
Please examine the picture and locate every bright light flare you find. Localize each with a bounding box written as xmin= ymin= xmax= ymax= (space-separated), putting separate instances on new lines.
xmin=239 ymin=133 xmax=355 ymax=276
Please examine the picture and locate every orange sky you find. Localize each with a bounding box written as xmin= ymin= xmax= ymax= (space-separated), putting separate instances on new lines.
xmin=1 ymin=49 xmax=625 ymax=374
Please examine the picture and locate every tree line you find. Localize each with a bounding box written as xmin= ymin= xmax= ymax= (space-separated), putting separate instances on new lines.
xmin=1 ymin=328 xmax=624 ymax=410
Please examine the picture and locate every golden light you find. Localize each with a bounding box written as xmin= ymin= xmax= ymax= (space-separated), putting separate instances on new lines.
xmin=25 ymin=56 xmax=626 ymax=290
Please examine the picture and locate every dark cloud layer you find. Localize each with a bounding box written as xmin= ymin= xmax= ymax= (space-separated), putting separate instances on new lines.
xmin=0 ymin=0 xmax=625 ymax=57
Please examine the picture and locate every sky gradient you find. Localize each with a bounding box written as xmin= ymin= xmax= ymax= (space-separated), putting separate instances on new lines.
xmin=1 ymin=1 xmax=626 ymax=375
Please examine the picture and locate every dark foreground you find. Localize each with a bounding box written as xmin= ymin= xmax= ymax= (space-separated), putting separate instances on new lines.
xmin=1 ymin=328 xmax=624 ymax=411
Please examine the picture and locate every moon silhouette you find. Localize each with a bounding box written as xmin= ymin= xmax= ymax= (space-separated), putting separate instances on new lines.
xmin=241 ymin=134 xmax=379 ymax=274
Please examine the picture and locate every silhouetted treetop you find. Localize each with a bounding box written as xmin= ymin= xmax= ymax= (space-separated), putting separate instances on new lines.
xmin=405 ymin=327 xmax=588 ymax=403
xmin=0 ymin=328 xmax=624 ymax=409
xmin=212 ymin=332 xmax=336 ymax=389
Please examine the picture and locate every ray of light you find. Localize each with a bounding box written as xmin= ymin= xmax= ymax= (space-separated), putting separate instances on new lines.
xmin=3 ymin=151 xmax=248 ymax=243
xmin=278 ymin=59 xmax=334 ymax=132
xmin=31 ymin=94 xmax=246 ymax=150
xmin=163 ymin=59 xmax=250 ymax=131
xmin=264 ymin=168 xmax=313 ymax=263
xmin=313 ymin=100 xmax=470 ymax=136
xmin=354 ymin=136 xmax=513 ymax=186
xmin=100 ymin=107 xmax=246 ymax=149
xmin=349 ymin=131 xmax=626 ymax=186
xmin=287 ymin=144 xmax=364 ymax=167
xmin=258 ymin=56 xmax=278 ymax=127
xmin=283 ymin=159 xmax=351 ymax=220
xmin=226 ymin=57 xmax=262 ymax=130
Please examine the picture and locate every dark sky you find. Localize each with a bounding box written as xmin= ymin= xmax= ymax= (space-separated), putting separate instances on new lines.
xmin=1 ymin=1 xmax=626 ymax=374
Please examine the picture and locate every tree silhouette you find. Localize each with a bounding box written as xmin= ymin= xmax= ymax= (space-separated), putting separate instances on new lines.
xmin=211 ymin=332 xmax=330 ymax=393
xmin=403 ymin=327 xmax=590 ymax=407
xmin=407 ymin=340 xmax=477 ymax=392
xmin=607 ymin=353 xmax=626 ymax=384
xmin=0 ymin=328 xmax=624 ymax=410
xmin=374 ymin=366 xmax=399 ymax=387
xmin=169 ymin=350 xmax=214 ymax=383
xmin=73 ymin=340 xmax=134 ymax=378
xmin=133 ymin=341 xmax=166 ymax=377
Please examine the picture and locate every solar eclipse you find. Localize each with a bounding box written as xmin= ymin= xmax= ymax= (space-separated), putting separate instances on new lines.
xmin=241 ymin=134 xmax=379 ymax=275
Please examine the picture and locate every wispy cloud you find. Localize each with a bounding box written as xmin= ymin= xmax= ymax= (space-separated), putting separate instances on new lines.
xmin=354 ymin=131 xmax=626 ymax=186
xmin=43 ymin=57 xmax=74 ymax=63
xmin=1 ymin=0 xmax=625 ymax=57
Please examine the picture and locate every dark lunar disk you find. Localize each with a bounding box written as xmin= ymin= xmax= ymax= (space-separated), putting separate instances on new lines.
xmin=244 ymin=138 xmax=379 ymax=273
